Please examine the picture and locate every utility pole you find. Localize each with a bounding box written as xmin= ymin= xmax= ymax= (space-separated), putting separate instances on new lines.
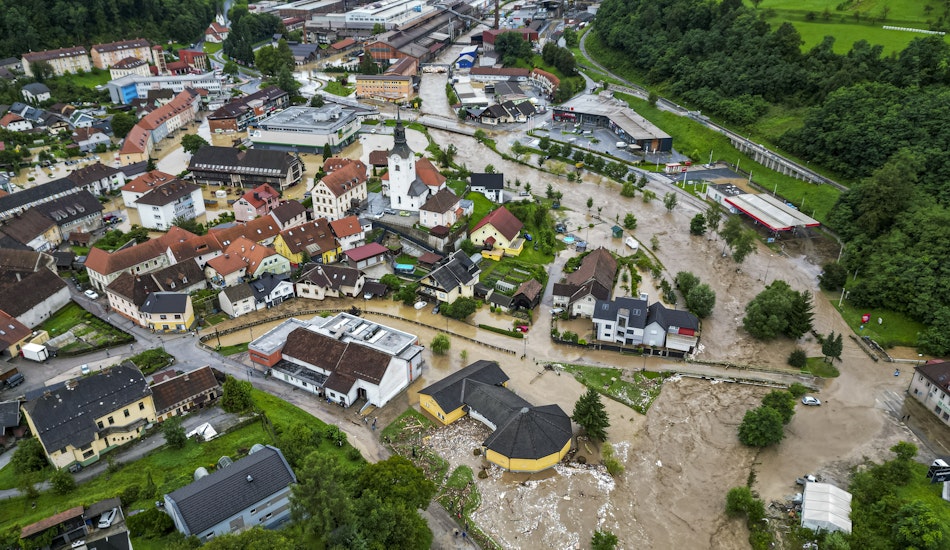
xmin=494 ymin=0 xmax=499 ymax=29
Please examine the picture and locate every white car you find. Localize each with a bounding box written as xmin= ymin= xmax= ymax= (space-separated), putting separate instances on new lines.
xmin=414 ymin=301 xmax=427 ymax=310
xmin=801 ymin=396 xmax=821 ymax=406
xmin=98 ymin=507 xmax=118 ymax=528
xmin=84 ymin=289 xmax=99 ymax=300
xmin=80 ymin=364 xmax=90 ymax=375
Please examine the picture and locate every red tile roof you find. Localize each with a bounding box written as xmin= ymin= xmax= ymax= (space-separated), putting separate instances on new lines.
xmin=239 ymin=183 xmax=280 ymax=209
xmin=151 ymin=365 xmax=220 ymax=413
xmin=470 ymin=206 xmax=523 ymax=242
xmin=415 ymin=157 xmax=446 ymax=188
xmin=278 ymin=219 xmax=337 ymax=255
xmin=20 ymin=506 xmax=84 ymax=539
xmin=318 ymin=162 xmax=367 ymax=198
xmin=121 ymin=170 xmax=176 ymax=193
xmin=0 ymin=310 xmax=31 ymax=348
xmin=329 ymin=215 xmax=362 ymax=239
xmin=84 ymin=226 xmax=196 ymax=276
xmin=323 ymin=157 xmax=366 ymax=174
xmin=345 ymin=242 xmax=388 ymax=262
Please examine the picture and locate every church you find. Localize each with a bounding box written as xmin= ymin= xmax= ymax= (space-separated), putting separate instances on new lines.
xmin=386 ymin=113 xmax=450 ymax=212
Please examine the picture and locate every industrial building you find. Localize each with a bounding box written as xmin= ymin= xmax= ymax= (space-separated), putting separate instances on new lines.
xmin=553 ymin=94 xmax=673 ymax=153
xmin=248 ymin=104 xmax=364 ymax=153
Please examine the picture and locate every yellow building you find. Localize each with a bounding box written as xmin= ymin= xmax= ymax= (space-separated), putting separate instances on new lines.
xmin=0 ymin=310 xmax=31 ymax=359
xmin=274 ymin=219 xmax=341 ymax=266
xmin=355 ymin=75 xmax=413 ymax=102
xmin=21 ymin=364 xmax=156 ymax=470
xmin=139 ymin=292 xmax=195 ymax=333
xmin=419 ymin=360 xmax=573 ymax=473
xmin=469 ymin=206 xmax=525 ymax=258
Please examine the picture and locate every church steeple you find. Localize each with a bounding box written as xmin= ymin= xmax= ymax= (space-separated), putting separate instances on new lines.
xmin=390 ymin=108 xmax=412 ymax=159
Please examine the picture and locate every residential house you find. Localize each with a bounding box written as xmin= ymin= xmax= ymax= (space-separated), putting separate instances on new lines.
xmin=295 ymin=263 xmax=365 ymax=301
xmin=188 ymin=146 xmax=304 ymax=191
xmin=0 ymin=248 xmax=57 ymax=275
xmin=109 ymin=56 xmax=151 ymax=80
xmin=0 ymin=113 xmax=32 ymax=132
xmin=328 ymin=215 xmax=365 ymax=251
xmin=106 ymin=261 xmax=205 ymax=328
xmin=343 ymin=242 xmax=389 ymax=269
xmin=85 ymin=226 xmax=196 ymax=292
xmin=211 ymin=216 xmax=282 ymax=247
xmin=177 ymin=50 xmax=209 ymax=72
xmin=469 ymin=206 xmax=524 ymax=258
xmin=0 ymin=310 xmax=32 ymax=358
xmin=19 ymin=507 xmax=87 ymax=549
xmin=470 ymin=172 xmax=504 ymax=203
xmin=310 ymin=162 xmax=368 ymax=221
xmin=33 ymin=190 xmax=104 ymax=240
xmin=67 ymin=162 xmax=127 ymax=196
xmin=0 ymin=268 xmax=70 ymax=328
xmin=643 ymin=302 xmax=700 ymax=352
xmin=271 ymin=312 xmax=424 ymax=407
xmin=164 ymin=445 xmax=296 ymax=541
xmin=273 ymin=218 xmax=340 ymax=266
xmin=91 ymin=38 xmax=151 ymax=69
xmin=908 ymin=361 xmax=950 ymax=426
xmin=20 ymin=83 xmax=51 ymax=103
xmin=419 ymin=188 xmax=460 ymax=229
xmin=0 ymin=209 xmax=61 ymax=251
xmin=22 ymin=47 xmax=91 ymax=77
xmin=418 ymin=250 xmax=480 ymax=304
xmin=207 ymin=87 xmax=289 ymax=133
xmin=205 ymin=237 xmax=289 ymax=288
xmin=591 ymin=296 xmax=649 ymax=346
xmin=480 ymin=103 xmax=513 ymax=125
xmin=418 ymin=360 xmax=572 ymax=473
xmin=20 ymin=363 xmax=156 ymax=470
xmin=233 ymin=184 xmax=282 ymax=222
xmin=269 ymin=200 xmax=308 ymax=230
xmin=219 ymin=283 xmax=257 ymax=319
xmin=151 ymin=366 xmax=221 ymax=422
xmin=133 ymin=179 xmax=205 ymax=230
xmin=139 ymin=292 xmax=195 ymax=332
xmin=121 ymin=170 xmax=176 ymax=207
xmin=249 ymin=272 xmax=295 ymax=309
xmin=552 ymin=247 xmax=617 ymax=318
xmin=69 ymin=110 xmax=96 ymax=128
xmin=72 ymin=127 xmax=111 ymax=152
xmin=322 ymin=157 xmax=363 ymax=174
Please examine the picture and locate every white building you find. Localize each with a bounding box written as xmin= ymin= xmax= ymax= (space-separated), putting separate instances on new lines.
xmin=387 ymin=116 xmax=447 ymax=212
xmin=249 ymin=105 xmax=362 ymax=154
xmin=133 ymin=179 xmax=205 ymax=230
xmin=106 ymin=72 xmax=223 ymax=104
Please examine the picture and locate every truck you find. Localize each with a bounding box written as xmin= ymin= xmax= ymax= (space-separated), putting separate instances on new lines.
xmin=21 ymin=342 xmax=49 ymax=362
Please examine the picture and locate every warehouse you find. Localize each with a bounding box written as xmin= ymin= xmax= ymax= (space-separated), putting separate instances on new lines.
xmin=553 ymin=94 xmax=672 ymax=153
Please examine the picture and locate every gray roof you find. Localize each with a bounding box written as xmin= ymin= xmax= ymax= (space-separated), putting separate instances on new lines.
xmin=165 ymin=445 xmax=296 ymax=536
xmin=222 ymin=283 xmax=254 ymax=303
xmin=0 ymin=177 xmax=77 ymax=215
xmin=251 ymin=272 xmax=290 ymax=302
xmin=22 ymin=83 xmax=50 ymax=94
xmin=140 ymin=292 xmax=189 ymax=314
xmin=425 ymin=250 xmax=479 ymax=294
xmin=390 ymin=116 xmax=412 ymax=159
xmin=470 ymin=173 xmax=503 ymax=191
xmin=482 ymin=403 xmax=572 ymax=460
xmin=646 ymin=302 xmax=699 ymax=331
xmin=593 ymin=297 xmax=648 ymax=328
xmin=21 ymin=364 xmax=151 ymax=452
xmin=189 ymin=146 xmax=299 ymax=175
xmin=298 ymin=263 xmax=363 ymax=291
xmin=420 ymin=360 xmax=509 ymax=413
xmin=463 ymin=380 xmax=531 ymax=426
xmin=0 ymin=400 xmax=20 ymax=430
xmin=33 ymin=190 xmax=103 ymax=226
xmin=407 ymin=177 xmax=428 ymax=198
xmin=487 ymin=292 xmax=512 ymax=308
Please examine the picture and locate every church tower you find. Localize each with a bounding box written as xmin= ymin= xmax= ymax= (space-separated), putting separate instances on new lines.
xmin=388 ymin=110 xmax=416 ymax=210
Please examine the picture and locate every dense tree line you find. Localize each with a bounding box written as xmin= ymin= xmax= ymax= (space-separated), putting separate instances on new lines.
xmin=223 ymin=10 xmax=283 ymax=66
xmin=0 ymin=0 xmax=217 ymax=59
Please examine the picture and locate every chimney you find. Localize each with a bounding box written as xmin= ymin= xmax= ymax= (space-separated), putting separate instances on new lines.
xmin=66 ymin=380 xmax=78 ymax=390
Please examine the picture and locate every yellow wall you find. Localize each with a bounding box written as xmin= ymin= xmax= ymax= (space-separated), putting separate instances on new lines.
xmin=470 ymin=224 xmax=512 ymax=249
xmin=419 ymin=394 xmax=467 ymax=425
xmin=484 ymin=438 xmax=571 ymax=473
xmin=275 ymin=235 xmax=342 ymax=265
xmin=144 ymin=297 xmax=195 ymax=332
xmin=503 ymin=240 xmax=523 ymax=257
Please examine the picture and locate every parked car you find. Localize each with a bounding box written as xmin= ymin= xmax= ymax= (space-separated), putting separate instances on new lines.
xmin=80 ymin=364 xmax=90 ymax=375
xmin=801 ymin=396 xmax=821 ymax=406
xmin=523 ymin=233 xmax=533 ymax=241
xmin=399 ymin=210 xmax=411 ymax=217
xmin=515 ymin=325 xmax=529 ymax=333
xmin=414 ymin=301 xmax=427 ymax=310
xmin=384 ymin=208 xmax=396 ymax=215
xmin=98 ymin=507 xmax=118 ymax=529
xmin=5 ymin=373 xmax=24 ymax=388
xmin=83 ymin=289 xmax=99 ymax=300
xmin=68 ymin=463 xmax=83 ymax=473
xmin=432 ymin=304 xmax=440 ymax=314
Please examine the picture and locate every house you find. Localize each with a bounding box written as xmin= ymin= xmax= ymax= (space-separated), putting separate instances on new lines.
xmin=0 ymin=268 xmax=70 ymax=328
xmin=0 ymin=309 xmax=32 ymax=358
xmin=386 ymin=115 xmax=447 ymax=211
xmin=529 ymin=68 xmax=560 ymax=99
xmin=368 ymin=150 xmax=389 ymax=168
xmin=151 ymin=366 xmax=221 ymax=422
xmin=470 ymin=173 xmax=504 ymax=203
xmin=271 ymin=312 xmax=424 ymax=407
xmin=310 ymin=161 xmax=368 ymax=221
xmin=322 ymin=157 xmax=363 ymax=174
xmin=469 ymin=206 xmax=524 ymax=258
xmin=119 ymin=89 xmax=201 ymax=165
xmin=643 ymin=302 xmax=700 ymax=352
xmin=22 ymin=46 xmax=91 ymax=77
xmin=269 ymin=200 xmax=308 ymax=230
xmin=418 ymin=360 xmax=572 ymax=473
xmin=328 ymin=215 xmax=365 ymax=251
xmin=553 ymin=247 xmax=617 ymax=318
xmin=233 ymin=184 xmax=282 ymax=223
xmin=511 ymin=278 xmax=542 ymax=310
xmin=205 ymin=21 xmax=230 ymax=43
xmin=73 ymin=127 xmax=111 ymax=152
xmin=592 ymin=296 xmax=649 ymax=346
xmin=188 ymin=146 xmax=304 ymax=191
xmin=69 ymin=110 xmax=96 ymax=128
xmin=344 ymin=242 xmax=389 ymax=269
xmin=33 ymin=190 xmax=104 ymax=240
xmin=419 ymin=188 xmax=460 ymax=229
xmin=480 ymin=103 xmax=513 ymax=125
xmin=91 ymin=38 xmax=151 ymax=69
xmin=164 ymin=445 xmax=296 ymax=541
xmin=908 ymin=361 xmax=950 ymax=426
xmin=133 ymin=179 xmax=205 ymax=230
xmin=20 ymin=363 xmax=156 ymax=470
xmin=273 ymin=218 xmax=340 ymax=266
xmin=0 ymin=113 xmax=32 ymax=132
xmin=85 ymin=227 xmax=197 ymax=292
xmin=0 ymin=248 xmax=57 ymax=274
xmin=207 ymin=87 xmax=289 ymax=133
xmin=121 ymin=170 xmax=176 ymax=207
xmin=249 ymin=272 xmax=295 ymax=309
xmin=106 ymin=262 xmax=205 ymax=328
xmin=0 ymin=209 xmax=61 ymax=251
xmin=177 ymin=49 xmax=209 ymax=72
xmin=139 ymin=292 xmax=195 ymax=332
xmin=219 ymin=283 xmax=257 ymax=319
xmin=21 ymin=83 xmax=51 ymax=103
xmin=295 ymin=263 xmax=365 ymax=301
xmin=418 ymin=250 xmax=480 ymax=304
xmin=205 ymin=237 xmax=289 ymax=287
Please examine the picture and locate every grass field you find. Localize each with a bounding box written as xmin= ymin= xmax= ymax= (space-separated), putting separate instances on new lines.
xmin=562 ymin=364 xmax=665 ymax=414
xmin=60 ymin=69 xmax=112 ymax=88
xmin=826 ymin=290 xmax=926 ymax=348
xmin=465 ymin=191 xmax=494 ymax=230
xmin=202 ymin=41 xmax=223 ymax=54
xmin=804 ymin=356 xmax=840 ymax=378
xmin=218 ymin=342 xmax=249 ymax=356
xmin=323 ymin=80 xmax=355 ymax=97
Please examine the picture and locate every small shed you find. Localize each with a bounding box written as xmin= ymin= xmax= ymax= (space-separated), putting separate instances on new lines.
xmin=611 ymin=225 xmax=623 ymax=238
xmin=801 ymin=482 xmax=852 ymax=534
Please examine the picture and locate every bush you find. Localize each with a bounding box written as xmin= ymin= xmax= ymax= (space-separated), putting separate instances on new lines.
xmin=726 ymin=486 xmax=755 ymax=517
xmin=11 ymin=438 xmax=48 ymax=475
xmin=601 ymin=443 xmax=624 ymax=477
xmin=473 ymin=448 xmax=481 ymax=456
xmin=50 ymin=468 xmax=76 ymax=495
xmin=347 ymin=447 xmax=363 ymax=461
xmin=478 ymin=324 xmax=524 ymax=338
xmin=121 ymin=484 xmax=141 ymax=506
xmin=477 ymin=469 xmax=488 ymax=479
xmin=787 ymin=348 xmax=807 ymax=368
xmin=787 ymin=382 xmax=809 ymax=398
xmin=126 ymin=507 xmax=175 ymax=538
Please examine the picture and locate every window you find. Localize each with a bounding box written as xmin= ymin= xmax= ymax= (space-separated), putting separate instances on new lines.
xmin=108 ymin=416 xmax=114 ymax=425
xmin=97 ymin=421 xmax=104 ymax=429
xmin=139 ymin=402 xmax=145 ymax=411
xmin=124 ymin=409 xmax=130 ymax=417
xmin=160 ymin=314 xmax=167 ymax=320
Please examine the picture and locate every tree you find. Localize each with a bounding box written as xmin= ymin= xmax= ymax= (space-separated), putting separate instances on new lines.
xmin=291 ymin=452 xmax=356 ymax=544
xmin=310 ymin=94 xmax=325 ymax=107
xmin=587 ymin=197 xmax=594 ymax=210
xmin=891 ymin=441 xmax=918 ymax=462
xmin=430 ymin=333 xmax=450 ymax=355
xmin=591 ymin=529 xmax=618 ymax=550
xmin=11 ymin=438 xmax=47 ymax=475
xmin=111 ymin=112 xmax=138 ymax=140
xmin=494 ymin=32 xmax=532 ymax=65
xmin=394 ymin=283 xmax=418 ymax=305
xmin=49 ymin=468 xmax=76 ymax=495
xmin=203 ymin=528 xmax=295 ymax=550
xmin=674 ymin=271 xmax=700 ymax=295
xmin=443 ymin=296 xmax=477 ymax=319
xmin=539 ymin=136 xmax=550 ymax=150
xmin=787 ymin=348 xmax=807 ymax=368
xmin=761 ymin=390 xmax=796 ymax=424
xmin=379 ymin=273 xmax=402 ymax=290
xmin=786 ymin=291 xmax=815 ymax=340
xmin=275 ymin=66 xmax=300 ymax=95
xmin=738 ymin=406 xmax=785 ymax=447
xmin=822 ymin=331 xmax=843 ymax=363
xmin=372 ymin=23 xmax=386 ymax=35
xmin=726 ymin=486 xmax=756 ymax=516
xmin=689 ymin=213 xmax=707 ymax=235
xmin=357 ymin=456 xmax=436 ymax=510
xmin=181 ymin=134 xmax=208 ymax=155
xmin=172 ymin=216 xmax=205 ymax=236
xmin=621 ymin=181 xmax=637 ymax=197
xmin=223 ymin=60 xmax=240 ymax=76
xmin=818 ymin=261 xmax=848 ymax=291
xmin=484 ymin=164 xmax=496 ymax=173
xmin=663 ymin=192 xmax=678 ymax=211
xmin=359 ymin=52 xmax=379 ymax=75
xmin=163 ymin=416 xmax=187 ymax=449
xmin=126 ymin=507 xmax=175 ymax=538
xmin=623 ymin=213 xmax=637 ymax=230
xmin=892 ymin=501 xmax=945 ymax=550
xmin=221 ymin=375 xmax=254 ymax=413
xmin=743 ymin=280 xmax=799 ymax=340
xmin=322 ymin=142 xmax=332 ymax=160
xmin=686 ymin=284 xmax=716 ymax=318
xmin=572 ymin=389 xmax=610 ymax=441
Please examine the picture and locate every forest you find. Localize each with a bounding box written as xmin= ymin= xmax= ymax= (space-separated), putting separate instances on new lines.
xmin=0 ymin=0 xmax=219 ymax=59
xmin=593 ymin=0 xmax=950 ymax=354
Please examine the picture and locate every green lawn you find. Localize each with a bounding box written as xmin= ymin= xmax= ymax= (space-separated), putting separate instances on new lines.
xmin=218 ymin=342 xmax=249 ymax=356
xmin=58 ymin=69 xmax=111 ymax=89
xmin=562 ymin=364 xmax=665 ymax=414
xmin=202 ymin=41 xmax=223 ymax=54
xmin=447 ymin=179 xmax=468 ymax=196
xmin=40 ymin=302 xmax=91 ymax=336
xmin=827 ymin=290 xmax=926 ymax=348
xmin=804 ymin=356 xmax=840 ymax=378
xmin=465 ymin=192 xmax=494 ymax=231
xmin=202 ymin=312 xmax=229 ymax=326
xmin=323 ymin=80 xmax=355 ymax=97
